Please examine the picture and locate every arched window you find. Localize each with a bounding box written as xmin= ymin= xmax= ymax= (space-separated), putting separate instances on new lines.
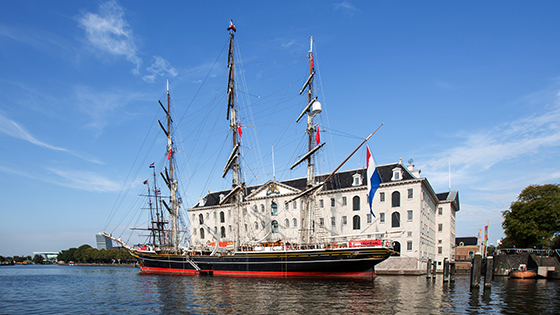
xmin=254 ymin=221 xmax=259 ymax=230
xmin=200 ymin=228 xmax=205 ymax=239
xmin=285 ymin=219 xmax=289 ymax=228
xmin=392 ymin=191 xmax=400 ymax=207
xmin=392 ymin=211 xmax=400 ymax=228
xmin=199 ymin=214 xmax=204 ymax=225
xmin=271 ymin=202 xmax=278 ymax=215
xmin=261 ymin=204 xmax=265 ymax=212
xmin=220 ymin=211 xmax=225 ymax=223
xmin=220 ymin=226 xmax=226 ymax=238
xmin=353 ymin=196 xmax=360 ymax=211
xmin=293 ymin=218 xmax=298 ymax=228
xmin=272 ymin=220 xmax=279 ymax=233
xmin=353 ymin=215 xmax=361 ymax=230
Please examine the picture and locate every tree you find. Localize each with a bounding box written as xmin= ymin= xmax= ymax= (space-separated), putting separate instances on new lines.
xmin=502 ymin=184 xmax=560 ymax=248
xmin=32 ymin=254 xmax=44 ymax=264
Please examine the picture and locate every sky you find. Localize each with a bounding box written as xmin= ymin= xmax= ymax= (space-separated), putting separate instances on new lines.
xmin=2 ymin=1 xmax=560 ymax=256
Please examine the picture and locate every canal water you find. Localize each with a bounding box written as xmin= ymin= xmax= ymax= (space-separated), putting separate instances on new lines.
xmin=1 ymin=265 xmax=559 ymax=314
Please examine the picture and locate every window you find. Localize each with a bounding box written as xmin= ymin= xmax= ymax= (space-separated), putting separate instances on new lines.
xmin=353 ymin=215 xmax=361 ymax=230
xmin=408 ymin=188 xmax=413 ymax=199
xmin=220 ymin=211 xmax=225 ymax=223
xmin=220 ymin=226 xmax=226 ymax=238
xmin=391 ymin=191 xmax=400 ymax=207
xmin=200 ymin=228 xmax=205 ymax=239
xmin=331 ymin=198 xmax=335 ymax=207
xmin=214 ymin=212 xmax=217 ymax=219
xmin=253 ymin=205 xmax=258 ymax=213
xmin=229 ymin=225 xmax=232 ymax=233
xmin=261 ymin=221 xmax=265 ymax=229
xmin=438 ymin=239 xmax=442 ymax=244
xmin=438 ymin=246 xmax=443 ymax=254
xmin=392 ymin=212 xmax=400 ymax=228
xmin=342 ymin=196 xmax=347 ymax=206
xmin=245 ymin=224 xmax=248 ymax=232
xmin=407 ymin=241 xmax=412 ymax=251
xmin=293 ymin=201 xmax=297 ymax=209
xmin=392 ymin=168 xmax=401 ymax=180
xmin=380 ymin=192 xmax=385 ymax=202
xmin=342 ymin=216 xmax=347 ymax=225
xmin=407 ymin=231 xmax=413 ymax=237
xmin=199 ymin=214 xmax=204 ymax=225
xmin=255 ymin=222 xmax=258 ymax=230
xmin=366 ymin=214 xmax=372 ymax=223
xmin=438 ymin=207 xmax=443 ymax=215
xmin=380 ymin=213 xmax=385 ymax=223
xmin=214 ymin=226 xmax=217 ymax=234
xmin=353 ymin=196 xmax=360 ymax=211
xmin=285 ymin=219 xmax=289 ymax=228
xmin=261 ymin=204 xmax=265 ymax=213
xmin=407 ymin=210 xmax=413 ymax=221
xmin=319 ymin=218 xmax=324 ymax=227
xmin=319 ymin=199 xmax=324 ymax=208
xmin=293 ymin=218 xmax=298 ymax=228
xmin=331 ymin=217 xmax=336 ymax=226
xmin=352 ymin=173 xmax=362 ymax=186
xmin=271 ymin=202 xmax=278 ymax=215
xmin=272 ymin=220 xmax=279 ymax=233
xmin=285 ymin=203 xmax=289 ymax=211
xmin=438 ymin=224 xmax=443 ymax=232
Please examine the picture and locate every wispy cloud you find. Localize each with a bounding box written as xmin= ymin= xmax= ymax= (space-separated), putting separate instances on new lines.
xmin=0 ymin=23 xmax=71 ymax=55
xmin=47 ymin=167 xmax=121 ymax=192
xmin=334 ymin=1 xmax=359 ymax=17
xmin=79 ymin=0 xmax=142 ymax=74
xmin=142 ymin=56 xmax=178 ymax=83
xmin=79 ymin=1 xmax=179 ymax=81
xmin=421 ymin=87 xmax=560 ymax=190
xmin=73 ymin=85 xmax=146 ymax=133
xmin=0 ymin=113 xmax=102 ymax=164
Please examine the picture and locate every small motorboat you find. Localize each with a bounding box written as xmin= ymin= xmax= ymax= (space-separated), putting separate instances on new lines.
xmin=510 ymin=264 xmax=537 ymax=279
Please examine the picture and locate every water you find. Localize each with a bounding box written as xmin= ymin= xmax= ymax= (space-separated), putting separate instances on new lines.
xmin=1 ymin=265 xmax=559 ymax=314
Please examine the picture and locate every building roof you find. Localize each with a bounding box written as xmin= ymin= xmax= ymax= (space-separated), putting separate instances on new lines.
xmin=456 ymin=237 xmax=478 ymax=246
xmin=193 ymin=162 xmax=421 ymax=209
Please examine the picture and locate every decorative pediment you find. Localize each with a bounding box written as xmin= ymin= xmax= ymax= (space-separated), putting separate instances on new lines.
xmin=246 ymin=180 xmax=301 ymax=200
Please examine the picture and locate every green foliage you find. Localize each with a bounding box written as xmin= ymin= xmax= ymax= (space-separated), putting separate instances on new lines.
xmin=32 ymin=254 xmax=44 ymax=264
xmin=57 ymin=245 xmax=134 ymax=263
xmin=502 ymin=184 xmax=560 ymax=248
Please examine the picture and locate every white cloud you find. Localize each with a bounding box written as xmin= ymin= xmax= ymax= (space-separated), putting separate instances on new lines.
xmin=334 ymin=1 xmax=359 ymax=17
xmin=142 ymin=56 xmax=178 ymax=83
xmin=79 ymin=0 xmax=142 ymax=74
xmin=0 ymin=113 xmax=102 ymax=164
xmin=47 ymin=168 xmax=121 ymax=192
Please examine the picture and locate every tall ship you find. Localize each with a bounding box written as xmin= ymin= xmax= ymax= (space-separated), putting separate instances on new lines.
xmin=103 ymin=22 xmax=392 ymax=279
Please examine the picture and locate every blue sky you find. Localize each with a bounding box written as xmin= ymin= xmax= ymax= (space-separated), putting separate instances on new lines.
xmin=2 ymin=1 xmax=560 ymax=256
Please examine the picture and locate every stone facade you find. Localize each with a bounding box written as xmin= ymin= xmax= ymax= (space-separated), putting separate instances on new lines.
xmin=187 ymin=160 xmax=459 ymax=272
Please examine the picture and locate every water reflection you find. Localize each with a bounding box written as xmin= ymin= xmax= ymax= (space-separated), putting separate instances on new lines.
xmin=1 ymin=266 xmax=560 ymax=314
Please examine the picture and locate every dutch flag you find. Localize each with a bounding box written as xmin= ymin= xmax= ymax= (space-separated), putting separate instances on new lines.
xmin=367 ymin=145 xmax=382 ymax=217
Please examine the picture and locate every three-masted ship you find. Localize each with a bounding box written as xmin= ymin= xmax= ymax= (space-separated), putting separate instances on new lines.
xmin=103 ymin=22 xmax=392 ymax=279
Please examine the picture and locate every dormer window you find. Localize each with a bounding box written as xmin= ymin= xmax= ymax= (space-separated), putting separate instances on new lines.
xmin=219 ymin=194 xmax=225 ymax=203
xmin=352 ymin=173 xmax=362 ymax=186
xmin=392 ymin=168 xmax=402 ymax=181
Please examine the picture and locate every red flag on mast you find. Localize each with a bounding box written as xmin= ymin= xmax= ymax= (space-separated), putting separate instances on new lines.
xmin=227 ymin=20 xmax=236 ymax=32
xmin=238 ymin=121 xmax=242 ymax=138
xmin=315 ymin=126 xmax=320 ymax=145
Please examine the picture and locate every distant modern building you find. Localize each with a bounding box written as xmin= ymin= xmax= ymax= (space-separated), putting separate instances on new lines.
xmin=188 ymin=158 xmax=459 ymax=274
xmin=33 ymin=252 xmax=59 ymax=262
xmin=96 ymin=233 xmax=113 ymax=250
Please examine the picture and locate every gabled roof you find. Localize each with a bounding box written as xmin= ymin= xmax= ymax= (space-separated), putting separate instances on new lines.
xmin=192 ymin=163 xmax=418 ymax=209
xmin=456 ymin=237 xmax=478 ymax=246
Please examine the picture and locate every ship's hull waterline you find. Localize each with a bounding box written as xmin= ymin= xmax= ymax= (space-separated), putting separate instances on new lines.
xmin=132 ymin=247 xmax=392 ymax=279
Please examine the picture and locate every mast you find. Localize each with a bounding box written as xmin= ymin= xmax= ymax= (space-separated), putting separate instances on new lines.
xmin=158 ymin=80 xmax=180 ymax=252
xmin=293 ymin=36 xmax=322 ymax=243
xmin=223 ymin=20 xmax=242 ymax=249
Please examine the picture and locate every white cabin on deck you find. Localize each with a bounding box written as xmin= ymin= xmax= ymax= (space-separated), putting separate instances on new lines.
xmin=187 ymin=159 xmax=459 ymax=273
